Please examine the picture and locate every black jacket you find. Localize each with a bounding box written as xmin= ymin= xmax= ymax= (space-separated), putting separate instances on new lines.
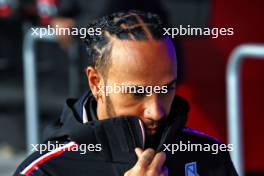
xmin=15 ymin=92 xmax=238 ymax=176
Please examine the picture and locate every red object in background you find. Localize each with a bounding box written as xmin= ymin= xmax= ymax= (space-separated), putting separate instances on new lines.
xmin=39 ymin=15 xmax=52 ymax=26
xmin=177 ymin=84 xmax=222 ymax=140
xmin=0 ymin=1 xmax=12 ymax=17
xmin=178 ymin=0 xmax=264 ymax=173
xmin=0 ymin=5 xmax=11 ymax=17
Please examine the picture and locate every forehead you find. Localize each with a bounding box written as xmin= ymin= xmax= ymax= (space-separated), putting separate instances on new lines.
xmin=108 ymin=38 xmax=177 ymax=85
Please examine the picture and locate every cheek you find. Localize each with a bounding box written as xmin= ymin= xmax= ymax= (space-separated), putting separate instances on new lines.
xmin=160 ymin=92 xmax=176 ymax=114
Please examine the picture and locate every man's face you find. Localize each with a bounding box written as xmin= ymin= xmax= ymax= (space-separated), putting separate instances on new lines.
xmin=97 ymin=37 xmax=177 ymax=136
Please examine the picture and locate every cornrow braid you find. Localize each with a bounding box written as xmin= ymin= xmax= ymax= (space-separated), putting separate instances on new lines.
xmin=83 ymin=10 xmax=164 ymax=78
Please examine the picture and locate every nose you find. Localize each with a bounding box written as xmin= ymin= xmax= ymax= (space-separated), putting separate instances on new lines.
xmin=143 ymin=95 xmax=165 ymax=122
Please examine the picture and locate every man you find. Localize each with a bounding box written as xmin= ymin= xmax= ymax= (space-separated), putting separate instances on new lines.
xmin=15 ymin=10 xmax=238 ymax=176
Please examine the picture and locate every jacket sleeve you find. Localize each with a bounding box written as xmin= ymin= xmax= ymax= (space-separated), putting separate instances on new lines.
xmin=13 ymin=151 xmax=49 ymax=176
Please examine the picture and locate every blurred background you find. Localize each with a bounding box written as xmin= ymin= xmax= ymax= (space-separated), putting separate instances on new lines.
xmin=0 ymin=0 xmax=263 ymax=175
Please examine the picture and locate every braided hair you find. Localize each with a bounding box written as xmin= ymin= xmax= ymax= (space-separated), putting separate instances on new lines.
xmin=83 ymin=10 xmax=165 ymax=78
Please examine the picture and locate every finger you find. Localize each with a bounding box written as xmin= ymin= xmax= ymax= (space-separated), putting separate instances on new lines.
xmin=135 ymin=148 xmax=143 ymax=158
xmin=135 ymin=148 xmax=155 ymax=169
xmin=149 ymin=152 xmax=166 ymax=171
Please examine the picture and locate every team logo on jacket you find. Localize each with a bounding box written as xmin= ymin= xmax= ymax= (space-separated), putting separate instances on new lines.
xmin=185 ymin=162 xmax=199 ymax=176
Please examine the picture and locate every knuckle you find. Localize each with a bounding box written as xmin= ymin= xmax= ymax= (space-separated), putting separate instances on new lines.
xmin=146 ymin=148 xmax=155 ymax=154
xmin=135 ymin=163 xmax=145 ymax=171
xmin=147 ymin=168 xmax=158 ymax=175
xmin=136 ymin=163 xmax=146 ymax=171
xmin=135 ymin=164 xmax=142 ymax=170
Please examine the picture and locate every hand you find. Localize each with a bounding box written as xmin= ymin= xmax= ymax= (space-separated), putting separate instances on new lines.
xmin=124 ymin=148 xmax=168 ymax=176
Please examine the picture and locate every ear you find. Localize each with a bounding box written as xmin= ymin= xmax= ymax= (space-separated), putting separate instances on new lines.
xmin=85 ymin=66 xmax=103 ymax=99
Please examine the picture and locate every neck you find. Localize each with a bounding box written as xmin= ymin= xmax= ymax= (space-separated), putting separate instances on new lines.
xmin=96 ymin=102 xmax=107 ymax=120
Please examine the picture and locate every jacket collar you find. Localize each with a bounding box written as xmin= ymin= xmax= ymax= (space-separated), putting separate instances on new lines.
xmin=43 ymin=91 xmax=189 ymax=163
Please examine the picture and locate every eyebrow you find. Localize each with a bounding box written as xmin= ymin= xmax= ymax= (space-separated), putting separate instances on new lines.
xmin=162 ymin=78 xmax=177 ymax=88
xmin=125 ymin=78 xmax=177 ymax=89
